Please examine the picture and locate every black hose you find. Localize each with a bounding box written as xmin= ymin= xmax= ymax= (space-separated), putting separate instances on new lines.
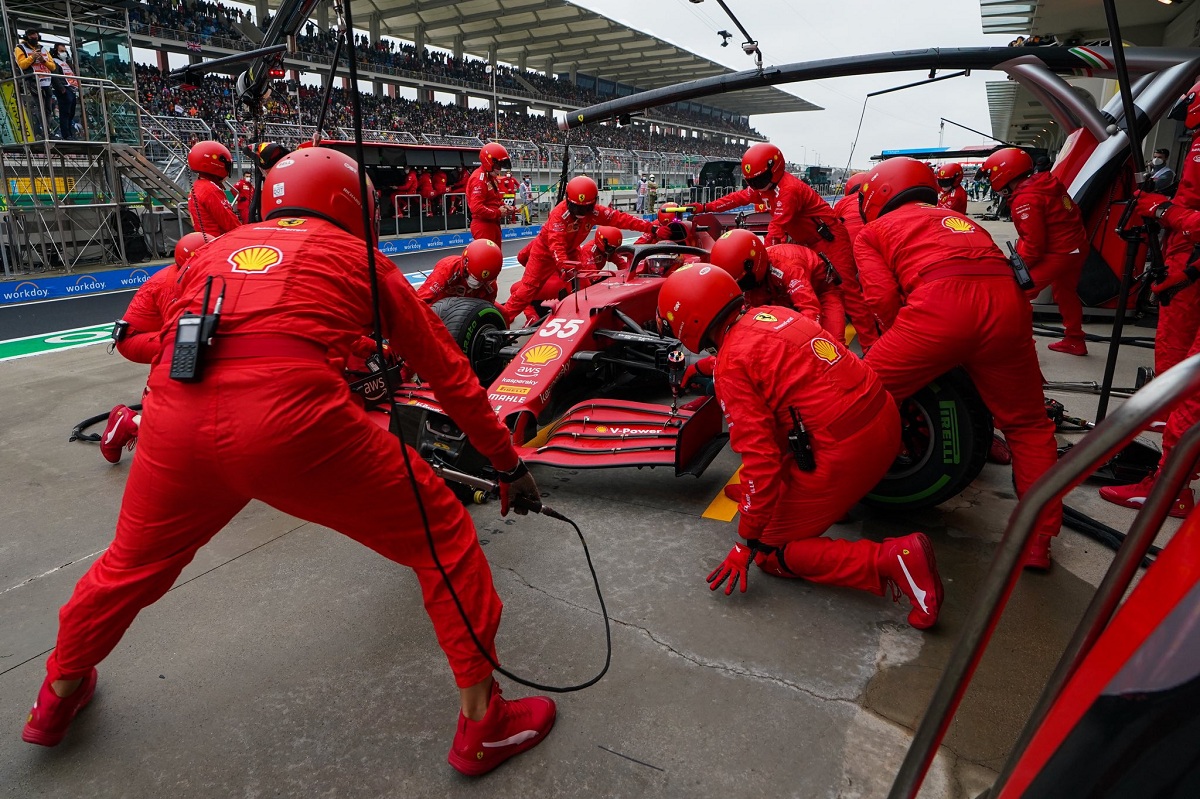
xmin=1062 ymin=504 xmax=1159 ymax=568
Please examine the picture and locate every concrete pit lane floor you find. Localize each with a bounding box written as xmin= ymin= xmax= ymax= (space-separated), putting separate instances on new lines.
xmin=0 ymin=215 xmax=1183 ymax=798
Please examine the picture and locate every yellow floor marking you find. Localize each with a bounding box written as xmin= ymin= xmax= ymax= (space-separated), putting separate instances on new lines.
xmin=844 ymin=322 xmax=857 ymax=345
xmin=702 ymin=465 xmax=743 ymax=521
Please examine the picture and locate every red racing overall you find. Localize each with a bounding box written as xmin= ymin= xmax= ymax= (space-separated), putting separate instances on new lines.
xmin=937 ymin=185 xmax=968 ymax=214
xmin=467 ymin=166 xmax=508 ymax=247
xmin=117 ymin=265 xmax=182 ymax=364
xmin=707 ymin=172 xmax=877 ymax=347
xmin=46 ymin=217 xmax=518 ymax=691
xmin=416 ymin=254 xmax=499 ymax=304
xmin=715 ymin=307 xmax=899 ymax=588
xmin=188 ymin=176 xmax=242 ymax=237
xmin=1157 ymin=132 xmax=1200 ymax=380
xmin=1010 ymin=171 xmax=1089 ymax=343
xmin=750 ymin=243 xmax=845 ymax=338
xmin=501 ymin=201 xmax=652 ymax=323
xmin=855 ymin=203 xmax=1061 ymax=546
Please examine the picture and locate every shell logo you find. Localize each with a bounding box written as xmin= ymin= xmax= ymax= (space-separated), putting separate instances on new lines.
xmin=228 ymin=245 xmax=283 ymax=273
xmin=595 ymin=425 xmax=607 ymax=433
xmin=753 ymin=312 xmax=777 ymax=323
xmin=811 ymin=337 xmax=842 ymax=365
xmin=521 ymin=343 xmax=562 ymax=365
xmin=1062 ymin=196 xmax=1074 ymax=211
xmin=941 ymin=216 xmax=976 ymax=234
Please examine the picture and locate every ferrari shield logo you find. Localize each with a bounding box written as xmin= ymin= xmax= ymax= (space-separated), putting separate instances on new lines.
xmin=229 ymin=245 xmax=283 ymax=273
xmin=941 ymin=216 xmax=976 ymax=234
xmin=753 ymin=312 xmax=778 ymax=323
xmin=276 ymin=218 xmax=305 ymax=227
xmin=811 ymin=337 xmax=841 ymax=365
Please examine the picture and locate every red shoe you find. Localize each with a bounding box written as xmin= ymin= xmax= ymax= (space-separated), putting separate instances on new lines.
xmin=1048 ymin=338 xmax=1088 ymax=356
xmin=1099 ymin=476 xmax=1195 ymax=519
xmin=723 ymin=482 xmax=744 ymax=503
xmin=447 ymin=682 xmax=556 ymax=776
xmin=988 ymin=433 xmax=1012 ymax=465
xmin=22 ymin=668 xmax=98 ymax=747
xmin=99 ymin=405 xmax=138 ymax=463
xmin=1021 ymin=534 xmax=1053 ymax=571
xmin=878 ymin=533 xmax=943 ymax=630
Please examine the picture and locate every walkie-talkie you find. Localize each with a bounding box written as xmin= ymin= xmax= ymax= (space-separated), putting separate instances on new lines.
xmin=787 ymin=406 xmax=816 ymax=472
xmin=170 ymin=276 xmax=223 ymax=382
xmin=1006 ymin=241 xmax=1036 ymax=291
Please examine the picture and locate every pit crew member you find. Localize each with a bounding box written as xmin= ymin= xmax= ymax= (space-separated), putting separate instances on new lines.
xmin=935 ymin=163 xmax=969 ymax=214
xmin=100 ymin=231 xmax=213 ymax=463
xmin=22 ymin=148 xmax=555 ymax=776
xmin=187 ymin=140 xmax=242 ymax=237
xmin=657 ymin=264 xmax=942 ymax=629
xmin=468 ymin=142 xmax=516 ymax=246
xmin=500 ymin=175 xmax=655 ymax=324
xmin=1098 ymin=188 xmax=1200 ymax=518
xmin=853 ymin=157 xmax=1061 ymax=569
xmin=690 ymin=143 xmax=878 ymax=348
xmin=833 ymin=173 xmax=868 ymax=247
xmin=416 ymin=239 xmax=505 ymax=305
xmin=231 ymin=171 xmax=254 ymax=224
xmin=981 ymin=147 xmax=1089 ymax=355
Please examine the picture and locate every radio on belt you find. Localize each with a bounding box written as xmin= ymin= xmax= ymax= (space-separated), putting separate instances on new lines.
xmin=169 ymin=275 xmax=224 ymax=382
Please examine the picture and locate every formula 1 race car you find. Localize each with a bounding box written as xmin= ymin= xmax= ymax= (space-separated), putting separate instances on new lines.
xmin=378 ymin=244 xmax=731 ymax=493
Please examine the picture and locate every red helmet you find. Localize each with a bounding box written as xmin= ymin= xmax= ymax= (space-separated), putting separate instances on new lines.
xmin=657 ymin=264 xmax=745 ymax=353
xmin=858 ymin=157 xmax=938 ymax=223
xmin=657 ymin=206 xmax=683 ymax=224
xmin=593 ymin=226 xmax=623 ymax=255
xmin=175 ymin=231 xmax=212 ymax=267
xmin=479 ymin=142 xmax=512 ymax=172
xmin=1168 ymin=80 xmax=1200 ymax=130
xmin=935 ymin=162 xmax=964 ymax=189
xmin=462 ymin=239 xmax=503 ymax=285
xmin=844 ymin=172 xmax=868 ymax=196
xmin=188 ymin=140 xmax=233 ymax=180
xmin=565 ymin=175 xmax=598 ymax=216
xmin=263 ymin=147 xmax=376 ymax=240
xmin=741 ymin=142 xmax=786 ymax=191
xmin=980 ymin=148 xmax=1034 ymax=193
xmin=708 ymin=228 xmax=768 ymax=287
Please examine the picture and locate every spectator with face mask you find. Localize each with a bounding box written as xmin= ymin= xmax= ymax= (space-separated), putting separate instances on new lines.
xmin=1146 ymin=148 xmax=1176 ymax=193
xmin=13 ymin=28 xmax=56 ymax=139
xmin=50 ymin=44 xmax=79 ymax=139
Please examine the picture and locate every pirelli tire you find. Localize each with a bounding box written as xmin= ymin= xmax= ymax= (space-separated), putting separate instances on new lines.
xmin=431 ymin=297 xmax=508 ymax=385
xmin=864 ymin=369 xmax=993 ymax=510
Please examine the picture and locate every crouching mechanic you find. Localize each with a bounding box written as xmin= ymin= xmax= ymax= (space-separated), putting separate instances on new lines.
xmin=981 ymin=147 xmax=1089 ymax=355
xmin=416 ymin=239 xmax=505 ymax=304
xmin=100 ymin=231 xmax=213 ymax=463
xmin=691 ymin=143 xmax=879 ymax=349
xmin=22 ymin=148 xmax=556 ymax=776
xmin=854 ymin=157 xmax=1061 ymax=569
xmin=708 ymin=228 xmax=845 ymax=339
xmin=500 ymin=175 xmax=656 ymax=324
xmin=1097 ymin=190 xmax=1200 ymax=518
xmin=656 ymin=265 xmax=943 ymax=629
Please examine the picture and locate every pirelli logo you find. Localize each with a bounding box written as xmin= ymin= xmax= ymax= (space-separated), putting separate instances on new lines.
xmin=495 ymin=384 xmax=531 ymax=395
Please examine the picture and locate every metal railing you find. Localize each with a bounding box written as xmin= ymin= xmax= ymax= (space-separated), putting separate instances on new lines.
xmin=421 ymin=133 xmax=483 ymax=147
xmin=888 ymin=351 xmax=1200 ymax=798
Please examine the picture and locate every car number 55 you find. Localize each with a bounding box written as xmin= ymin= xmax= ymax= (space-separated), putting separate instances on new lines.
xmin=539 ymin=318 xmax=583 ymax=338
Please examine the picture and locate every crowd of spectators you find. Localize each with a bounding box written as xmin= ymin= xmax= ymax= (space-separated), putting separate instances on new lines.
xmin=134 ymin=64 xmax=749 ymax=160
xmin=128 ymin=0 xmax=763 ymax=139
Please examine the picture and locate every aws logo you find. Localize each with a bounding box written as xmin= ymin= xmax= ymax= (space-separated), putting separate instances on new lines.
xmin=228 ymin=245 xmax=283 ymax=273
xmin=941 ymin=216 xmax=976 ymax=234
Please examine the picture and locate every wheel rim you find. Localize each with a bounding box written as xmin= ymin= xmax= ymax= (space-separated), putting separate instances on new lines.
xmin=886 ymin=398 xmax=935 ymax=480
xmin=470 ymin=320 xmax=504 ymax=383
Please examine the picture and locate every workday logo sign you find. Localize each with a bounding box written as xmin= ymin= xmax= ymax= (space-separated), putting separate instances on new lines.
xmin=64 ymin=275 xmax=106 ymax=294
xmin=1 ymin=281 xmax=50 ymax=301
xmin=120 ymin=268 xmax=151 ymax=287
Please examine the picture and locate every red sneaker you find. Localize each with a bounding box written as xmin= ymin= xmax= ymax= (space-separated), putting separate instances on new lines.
xmin=1048 ymin=338 xmax=1088 ymax=356
xmin=988 ymin=433 xmax=1012 ymax=465
xmin=1099 ymin=476 xmax=1195 ymax=519
xmin=723 ymin=482 xmax=744 ymax=503
xmin=99 ymin=405 xmax=139 ymax=463
xmin=447 ymin=682 xmax=556 ymax=776
xmin=878 ymin=533 xmax=943 ymax=630
xmin=1021 ymin=534 xmax=1053 ymax=571
xmin=22 ymin=668 xmax=98 ymax=747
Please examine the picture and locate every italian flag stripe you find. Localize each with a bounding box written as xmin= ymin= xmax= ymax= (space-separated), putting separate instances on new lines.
xmin=1071 ymin=47 xmax=1112 ymax=72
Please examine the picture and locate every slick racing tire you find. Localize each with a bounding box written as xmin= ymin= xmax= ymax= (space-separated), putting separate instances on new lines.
xmin=864 ymin=369 xmax=993 ymax=510
xmin=432 ymin=297 xmax=508 ymax=385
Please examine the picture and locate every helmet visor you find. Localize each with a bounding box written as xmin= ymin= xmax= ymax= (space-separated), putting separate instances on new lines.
xmin=1168 ymin=93 xmax=1193 ymax=122
xmin=937 ymin=178 xmax=955 ymax=189
xmin=496 ymin=156 xmax=513 ymax=171
xmin=566 ymin=199 xmax=595 ymax=217
xmin=745 ymin=170 xmax=774 ymax=191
